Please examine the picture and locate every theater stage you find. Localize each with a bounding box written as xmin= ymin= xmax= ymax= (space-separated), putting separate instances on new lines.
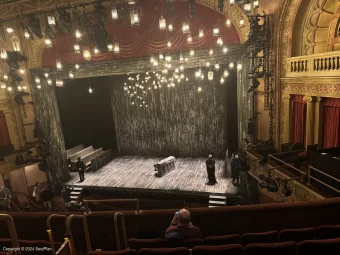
xmin=64 ymin=156 xmax=239 ymax=198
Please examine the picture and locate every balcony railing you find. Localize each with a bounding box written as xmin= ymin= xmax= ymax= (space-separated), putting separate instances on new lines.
xmin=285 ymin=51 xmax=340 ymax=77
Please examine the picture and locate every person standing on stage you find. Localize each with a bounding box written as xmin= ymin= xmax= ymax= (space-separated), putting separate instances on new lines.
xmin=76 ymin=157 xmax=85 ymax=182
xmin=206 ymin=154 xmax=217 ymax=185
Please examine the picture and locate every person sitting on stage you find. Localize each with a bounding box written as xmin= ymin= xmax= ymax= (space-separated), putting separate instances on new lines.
xmin=165 ymin=209 xmax=202 ymax=239
xmin=206 ymin=154 xmax=217 ymax=185
xmin=75 ymin=157 xmax=85 ymax=182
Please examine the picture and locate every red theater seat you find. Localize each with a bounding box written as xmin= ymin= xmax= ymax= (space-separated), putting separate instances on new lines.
xmin=242 ymin=231 xmax=278 ymax=246
xmin=315 ymin=224 xmax=340 ymax=239
xmin=203 ymin=234 xmax=242 ymax=246
xmin=88 ymin=250 xmax=139 ymax=255
xmin=139 ymin=247 xmax=190 ymax=255
xmin=192 ymin=244 xmax=244 ymax=255
xmin=244 ymin=241 xmax=297 ymax=255
xmin=279 ymin=227 xmax=315 ymax=242
xmin=127 ymin=238 xmax=165 ymax=251
xmin=298 ymin=237 xmax=340 ymax=255
xmin=165 ymin=238 xmax=203 ymax=249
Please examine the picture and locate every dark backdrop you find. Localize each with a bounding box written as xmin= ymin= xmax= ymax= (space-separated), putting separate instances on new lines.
xmin=109 ymin=68 xmax=238 ymax=158
xmin=55 ymin=77 xmax=118 ymax=152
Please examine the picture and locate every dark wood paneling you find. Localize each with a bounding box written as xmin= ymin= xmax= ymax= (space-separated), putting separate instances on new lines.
xmin=109 ymin=69 xmax=229 ymax=157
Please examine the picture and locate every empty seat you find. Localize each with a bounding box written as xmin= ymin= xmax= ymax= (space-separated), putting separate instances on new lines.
xmin=315 ymin=224 xmax=340 ymax=239
xmin=279 ymin=227 xmax=315 ymax=242
xmin=139 ymin=247 xmax=190 ymax=255
xmin=298 ymin=237 xmax=340 ymax=255
xmin=245 ymin=241 xmax=297 ymax=255
xmin=88 ymin=250 xmax=139 ymax=255
xmin=165 ymin=238 xmax=203 ymax=249
xmin=204 ymin=234 xmax=242 ymax=246
xmin=192 ymin=244 xmax=244 ymax=255
xmin=128 ymin=238 xmax=165 ymax=251
xmin=242 ymin=231 xmax=278 ymax=246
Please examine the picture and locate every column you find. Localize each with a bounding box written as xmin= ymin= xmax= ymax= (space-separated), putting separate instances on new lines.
xmin=282 ymin=94 xmax=293 ymax=143
xmin=314 ymin=97 xmax=325 ymax=148
xmin=303 ymin=96 xmax=316 ymax=147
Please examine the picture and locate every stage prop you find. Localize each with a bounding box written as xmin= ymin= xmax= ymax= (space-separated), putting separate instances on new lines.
xmin=154 ymin=156 xmax=176 ymax=177
xmin=66 ymin=144 xmax=84 ymax=157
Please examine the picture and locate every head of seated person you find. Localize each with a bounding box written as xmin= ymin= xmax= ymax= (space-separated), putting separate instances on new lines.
xmin=177 ymin=209 xmax=191 ymax=226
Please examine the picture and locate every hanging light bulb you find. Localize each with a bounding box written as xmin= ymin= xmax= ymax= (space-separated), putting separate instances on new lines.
xmin=229 ymin=62 xmax=235 ymax=69
xmin=206 ymin=62 xmax=210 ymax=67
xmin=165 ymin=55 xmax=172 ymax=62
xmin=94 ymin=47 xmax=100 ymax=54
xmin=237 ymin=62 xmax=243 ymax=71
xmin=182 ymin=22 xmax=190 ymax=33
xmin=217 ymin=37 xmax=223 ymax=46
xmin=6 ymin=27 xmax=13 ymax=34
xmin=0 ymin=82 xmax=6 ymax=89
xmin=244 ymin=3 xmax=252 ymax=12
xmin=220 ymin=77 xmax=225 ymax=84
xmin=230 ymin=0 xmax=235 ymax=6
xmin=19 ymin=68 xmax=25 ymax=75
xmin=195 ymin=69 xmax=201 ymax=78
xmin=75 ymin=64 xmax=79 ymax=69
xmin=213 ymin=25 xmax=219 ymax=36
xmin=44 ymin=72 xmax=49 ymax=78
xmin=253 ymin=0 xmax=259 ymax=8
xmin=167 ymin=41 xmax=171 ymax=48
xmin=199 ymin=29 xmax=204 ymax=38
xmin=187 ymin=34 xmax=192 ymax=44
xmin=69 ymin=71 xmax=74 ymax=78
xmin=75 ymin=29 xmax=82 ymax=39
xmin=208 ymin=71 xmax=214 ymax=81
xmin=166 ymin=63 xmax=171 ymax=69
xmin=168 ymin=23 xmax=173 ymax=31
xmin=35 ymin=77 xmax=40 ymax=84
xmin=11 ymin=35 xmax=21 ymax=52
xmin=74 ymin=43 xmax=80 ymax=54
xmin=131 ymin=11 xmax=139 ymax=25
xmin=180 ymin=65 xmax=184 ymax=71
xmin=24 ymin=31 xmax=30 ymax=38
xmin=0 ymin=49 xmax=8 ymax=59
xmin=223 ymin=69 xmax=229 ymax=77
xmin=37 ymin=85 xmax=41 ymax=89
xmin=175 ymin=68 xmax=179 ymax=73
xmin=111 ymin=7 xmax=118 ymax=19
xmin=45 ymin=38 xmax=52 ymax=48
xmin=3 ymin=74 xmax=8 ymax=80
xmin=223 ymin=46 xmax=228 ymax=54
xmin=197 ymin=86 xmax=202 ymax=92
xmin=190 ymin=49 xmax=195 ymax=56
xmin=89 ymin=87 xmax=93 ymax=93
xmin=47 ymin=79 xmax=52 ymax=85
xmin=209 ymin=49 xmax=214 ymax=56
xmin=180 ymin=54 xmax=184 ymax=62
xmin=150 ymin=56 xmax=155 ymax=63
xmin=107 ymin=42 xmax=113 ymax=51
xmin=240 ymin=17 xmax=245 ymax=27
xmin=153 ymin=60 xmax=159 ymax=66
xmin=113 ymin=42 xmax=120 ymax=54
xmin=226 ymin=18 xmax=231 ymax=27
xmin=56 ymin=59 xmax=62 ymax=70
xmin=159 ymin=16 xmax=166 ymax=30
xmin=22 ymin=86 xmax=27 ymax=90
xmin=159 ymin=53 xmax=164 ymax=60
xmin=47 ymin=16 xmax=56 ymax=25
xmin=214 ymin=64 xmax=220 ymax=70
xmin=7 ymin=86 xmax=13 ymax=91
xmin=185 ymin=57 xmax=188 ymax=62
xmin=17 ymin=85 xmax=22 ymax=91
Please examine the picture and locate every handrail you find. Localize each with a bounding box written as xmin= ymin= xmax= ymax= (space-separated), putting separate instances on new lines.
xmin=114 ymin=212 xmax=127 ymax=251
xmin=55 ymin=240 xmax=69 ymax=255
xmin=308 ymin=166 xmax=340 ymax=194
xmin=66 ymin=215 xmax=92 ymax=255
xmin=268 ymin=154 xmax=306 ymax=180
xmin=46 ymin=214 xmax=67 ymax=255
xmin=0 ymin=214 xmax=21 ymax=255
xmin=83 ymin=198 xmax=142 ymax=215
xmin=269 ymin=149 xmax=304 ymax=156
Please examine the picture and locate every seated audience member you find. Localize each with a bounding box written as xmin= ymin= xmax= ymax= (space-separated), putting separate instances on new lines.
xmin=40 ymin=186 xmax=54 ymax=211
xmin=32 ymin=182 xmax=40 ymax=201
xmin=61 ymin=186 xmax=73 ymax=207
xmin=165 ymin=209 xmax=202 ymax=239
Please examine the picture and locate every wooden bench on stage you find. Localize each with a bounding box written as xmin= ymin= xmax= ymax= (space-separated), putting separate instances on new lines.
xmin=154 ymin=156 xmax=176 ymax=177
xmin=69 ymin=146 xmax=94 ymax=161
xmin=66 ymin=144 xmax=84 ymax=158
xmin=82 ymin=148 xmax=105 ymax=171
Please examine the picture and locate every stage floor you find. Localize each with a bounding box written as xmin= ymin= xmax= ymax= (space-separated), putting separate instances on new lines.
xmin=65 ymin=156 xmax=239 ymax=195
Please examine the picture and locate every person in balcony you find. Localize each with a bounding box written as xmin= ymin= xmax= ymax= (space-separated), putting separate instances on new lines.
xmin=165 ymin=208 xmax=202 ymax=239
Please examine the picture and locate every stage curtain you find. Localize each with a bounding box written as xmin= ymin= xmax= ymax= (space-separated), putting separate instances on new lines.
xmin=323 ymin=98 xmax=340 ymax=148
xmin=41 ymin=0 xmax=240 ymax=67
xmin=292 ymin=95 xmax=306 ymax=144
xmin=0 ymin=111 xmax=11 ymax=146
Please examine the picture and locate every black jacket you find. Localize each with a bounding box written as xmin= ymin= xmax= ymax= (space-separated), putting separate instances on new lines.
xmin=75 ymin=160 xmax=85 ymax=171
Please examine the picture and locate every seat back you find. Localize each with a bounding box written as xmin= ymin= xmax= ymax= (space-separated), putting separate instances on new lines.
xmin=242 ymin=231 xmax=278 ymax=246
xmin=192 ymin=244 xmax=244 ymax=255
xmin=279 ymin=227 xmax=315 ymax=243
xmin=165 ymin=238 xmax=203 ymax=249
xmin=315 ymin=224 xmax=340 ymax=239
xmin=298 ymin=237 xmax=340 ymax=255
xmin=203 ymin=234 xmax=242 ymax=246
xmin=127 ymin=238 xmax=165 ymax=251
xmin=88 ymin=250 xmax=139 ymax=255
xmin=245 ymin=241 xmax=297 ymax=255
xmin=139 ymin=247 xmax=190 ymax=255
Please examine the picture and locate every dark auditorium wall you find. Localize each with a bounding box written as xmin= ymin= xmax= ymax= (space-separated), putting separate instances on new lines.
xmin=109 ymin=68 xmax=236 ymax=157
xmin=55 ymin=77 xmax=118 ymax=152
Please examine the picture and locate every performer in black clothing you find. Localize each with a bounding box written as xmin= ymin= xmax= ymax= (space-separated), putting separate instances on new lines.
xmin=75 ymin=157 xmax=85 ymax=182
xmin=206 ymin=154 xmax=217 ymax=185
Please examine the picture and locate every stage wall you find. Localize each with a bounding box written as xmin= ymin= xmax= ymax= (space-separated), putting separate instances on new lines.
xmin=109 ymin=69 xmax=235 ymax=157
